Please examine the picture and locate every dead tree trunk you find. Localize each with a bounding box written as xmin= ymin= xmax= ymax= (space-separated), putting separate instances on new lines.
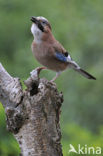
xmin=0 ymin=63 xmax=63 ymax=156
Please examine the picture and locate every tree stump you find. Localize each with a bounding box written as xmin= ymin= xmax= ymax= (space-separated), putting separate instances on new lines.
xmin=0 ymin=63 xmax=63 ymax=156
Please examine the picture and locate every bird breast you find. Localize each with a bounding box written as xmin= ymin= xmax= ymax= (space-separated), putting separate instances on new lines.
xmin=31 ymin=42 xmax=68 ymax=72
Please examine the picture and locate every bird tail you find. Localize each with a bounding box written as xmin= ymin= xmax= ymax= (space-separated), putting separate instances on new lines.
xmin=75 ymin=68 xmax=96 ymax=80
xmin=69 ymin=61 xmax=96 ymax=80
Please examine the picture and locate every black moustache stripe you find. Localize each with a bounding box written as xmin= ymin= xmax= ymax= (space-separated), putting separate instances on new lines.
xmin=38 ymin=23 xmax=44 ymax=32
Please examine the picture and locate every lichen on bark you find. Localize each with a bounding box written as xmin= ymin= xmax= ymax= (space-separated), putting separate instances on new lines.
xmin=0 ymin=63 xmax=63 ymax=156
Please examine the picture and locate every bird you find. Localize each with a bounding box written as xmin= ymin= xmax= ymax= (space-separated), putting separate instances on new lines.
xmin=30 ymin=16 xmax=96 ymax=81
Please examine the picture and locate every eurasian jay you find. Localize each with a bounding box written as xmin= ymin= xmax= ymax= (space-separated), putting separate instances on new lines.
xmin=30 ymin=16 xmax=96 ymax=81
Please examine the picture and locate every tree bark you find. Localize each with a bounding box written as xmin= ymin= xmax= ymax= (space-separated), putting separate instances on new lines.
xmin=0 ymin=63 xmax=63 ymax=156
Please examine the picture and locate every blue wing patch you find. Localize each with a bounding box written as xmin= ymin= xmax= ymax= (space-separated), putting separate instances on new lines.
xmin=55 ymin=52 xmax=67 ymax=62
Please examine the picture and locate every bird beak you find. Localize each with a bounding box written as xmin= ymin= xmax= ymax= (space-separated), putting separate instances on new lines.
xmin=31 ymin=16 xmax=38 ymax=24
xmin=30 ymin=16 xmax=44 ymax=32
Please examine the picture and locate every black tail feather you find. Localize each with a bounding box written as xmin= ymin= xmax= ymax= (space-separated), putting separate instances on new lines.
xmin=76 ymin=68 xmax=96 ymax=80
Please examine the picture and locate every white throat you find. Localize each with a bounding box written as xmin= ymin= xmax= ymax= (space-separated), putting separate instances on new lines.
xmin=31 ymin=24 xmax=42 ymax=43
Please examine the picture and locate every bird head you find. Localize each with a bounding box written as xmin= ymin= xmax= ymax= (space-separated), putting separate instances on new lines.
xmin=31 ymin=16 xmax=52 ymax=42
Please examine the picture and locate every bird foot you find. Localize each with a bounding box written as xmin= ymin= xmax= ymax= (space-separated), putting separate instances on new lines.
xmin=30 ymin=67 xmax=47 ymax=80
xmin=50 ymin=77 xmax=57 ymax=82
xmin=50 ymin=72 xmax=61 ymax=82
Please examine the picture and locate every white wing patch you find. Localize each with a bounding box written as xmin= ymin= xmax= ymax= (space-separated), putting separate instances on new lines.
xmin=66 ymin=54 xmax=80 ymax=69
xmin=66 ymin=54 xmax=72 ymax=62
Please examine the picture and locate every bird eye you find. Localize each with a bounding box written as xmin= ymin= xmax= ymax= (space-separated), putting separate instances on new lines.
xmin=42 ymin=21 xmax=46 ymax=24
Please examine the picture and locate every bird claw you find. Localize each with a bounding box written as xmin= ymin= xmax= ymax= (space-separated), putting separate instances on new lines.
xmin=50 ymin=72 xmax=61 ymax=82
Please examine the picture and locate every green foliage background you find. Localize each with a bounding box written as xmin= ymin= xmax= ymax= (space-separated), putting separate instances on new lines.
xmin=0 ymin=0 xmax=103 ymax=155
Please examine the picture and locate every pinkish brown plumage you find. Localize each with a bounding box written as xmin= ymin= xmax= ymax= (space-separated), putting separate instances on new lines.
xmin=30 ymin=16 xmax=96 ymax=81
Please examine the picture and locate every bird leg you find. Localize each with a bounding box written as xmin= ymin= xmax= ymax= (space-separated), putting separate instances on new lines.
xmin=31 ymin=67 xmax=47 ymax=79
xmin=36 ymin=67 xmax=47 ymax=75
xmin=51 ymin=72 xmax=61 ymax=82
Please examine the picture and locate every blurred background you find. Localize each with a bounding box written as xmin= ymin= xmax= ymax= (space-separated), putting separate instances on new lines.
xmin=0 ymin=0 xmax=103 ymax=155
